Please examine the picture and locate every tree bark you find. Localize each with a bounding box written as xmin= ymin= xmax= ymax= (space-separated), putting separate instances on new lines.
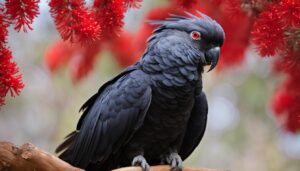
xmin=0 ymin=141 xmax=83 ymax=171
xmin=0 ymin=141 xmax=225 ymax=171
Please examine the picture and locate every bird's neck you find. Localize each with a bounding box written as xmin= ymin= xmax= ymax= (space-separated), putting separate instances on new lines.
xmin=140 ymin=51 xmax=202 ymax=87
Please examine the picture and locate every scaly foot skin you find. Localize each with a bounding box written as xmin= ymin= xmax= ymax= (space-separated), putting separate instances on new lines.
xmin=131 ymin=155 xmax=150 ymax=171
xmin=165 ymin=152 xmax=183 ymax=171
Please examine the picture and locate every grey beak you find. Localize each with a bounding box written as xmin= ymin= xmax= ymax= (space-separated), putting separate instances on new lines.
xmin=205 ymin=47 xmax=220 ymax=72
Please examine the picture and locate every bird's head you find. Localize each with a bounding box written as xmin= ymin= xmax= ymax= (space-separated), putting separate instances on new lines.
xmin=146 ymin=12 xmax=225 ymax=72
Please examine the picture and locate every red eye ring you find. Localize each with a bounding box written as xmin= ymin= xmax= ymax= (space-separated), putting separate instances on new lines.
xmin=191 ymin=31 xmax=201 ymax=40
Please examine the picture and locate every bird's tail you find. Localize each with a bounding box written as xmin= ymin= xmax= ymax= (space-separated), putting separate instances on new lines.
xmin=55 ymin=131 xmax=78 ymax=161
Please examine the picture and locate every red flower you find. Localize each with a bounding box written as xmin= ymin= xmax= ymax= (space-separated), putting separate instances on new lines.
xmin=216 ymin=12 xmax=252 ymax=69
xmin=108 ymin=32 xmax=140 ymax=67
xmin=49 ymin=0 xmax=101 ymax=44
xmin=69 ymin=42 xmax=101 ymax=82
xmin=44 ymin=39 xmax=102 ymax=82
xmin=5 ymin=0 xmax=40 ymax=32
xmin=278 ymin=0 xmax=300 ymax=27
xmin=0 ymin=9 xmax=8 ymax=47
xmin=271 ymin=76 xmax=300 ymax=133
xmin=225 ymin=0 xmax=248 ymax=18
xmin=44 ymin=40 xmax=77 ymax=72
xmin=0 ymin=7 xmax=24 ymax=106
xmin=252 ymin=0 xmax=300 ymax=57
xmin=94 ymin=0 xmax=125 ymax=39
xmin=125 ymin=0 xmax=142 ymax=9
xmin=285 ymin=110 xmax=300 ymax=133
xmin=0 ymin=48 xmax=24 ymax=106
xmin=272 ymin=89 xmax=295 ymax=115
xmin=252 ymin=3 xmax=285 ymax=56
xmin=173 ymin=0 xmax=198 ymax=9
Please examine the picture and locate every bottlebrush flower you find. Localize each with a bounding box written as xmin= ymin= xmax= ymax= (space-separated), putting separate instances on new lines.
xmin=252 ymin=3 xmax=285 ymax=56
xmin=44 ymin=40 xmax=77 ymax=72
xmin=5 ymin=0 xmax=40 ymax=32
xmin=227 ymin=0 xmax=271 ymax=17
xmin=272 ymin=89 xmax=295 ymax=116
xmin=69 ymin=42 xmax=102 ymax=82
xmin=273 ymin=51 xmax=300 ymax=76
xmin=0 ymin=48 xmax=24 ymax=106
xmin=225 ymin=0 xmax=248 ymax=18
xmin=284 ymin=27 xmax=300 ymax=53
xmin=173 ymin=0 xmax=198 ymax=9
xmin=252 ymin=0 xmax=300 ymax=57
xmin=0 ymin=8 xmax=24 ymax=106
xmin=94 ymin=0 xmax=125 ymax=38
xmin=271 ymin=76 xmax=300 ymax=133
xmin=216 ymin=12 xmax=253 ymax=69
xmin=108 ymin=32 xmax=139 ymax=67
xmin=277 ymin=0 xmax=300 ymax=27
xmin=44 ymin=39 xmax=102 ymax=82
xmin=209 ymin=0 xmax=223 ymax=6
xmin=49 ymin=0 xmax=101 ymax=44
xmin=125 ymin=0 xmax=142 ymax=8
xmin=0 ymin=11 xmax=8 ymax=47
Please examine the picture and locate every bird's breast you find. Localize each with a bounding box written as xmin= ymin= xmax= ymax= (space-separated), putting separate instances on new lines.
xmin=144 ymin=83 xmax=196 ymax=137
xmin=122 ymin=72 xmax=201 ymax=161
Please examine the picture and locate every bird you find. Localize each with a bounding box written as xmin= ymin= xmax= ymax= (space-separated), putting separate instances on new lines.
xmin=56 ymin=11 xmax=225 ymax=171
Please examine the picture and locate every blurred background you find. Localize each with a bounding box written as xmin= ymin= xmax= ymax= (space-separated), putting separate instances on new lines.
xmin=1 ymin=0 xmax=300 ymax=171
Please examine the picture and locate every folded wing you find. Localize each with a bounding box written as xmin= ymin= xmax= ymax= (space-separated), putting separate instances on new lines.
xmin=56 ymin=68 xmax=152 ymax=169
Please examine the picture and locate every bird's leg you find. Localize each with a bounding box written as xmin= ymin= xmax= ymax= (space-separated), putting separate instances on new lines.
xmin=131 ymin=155 xmax=150 ymax=171
xmin=161 ymin=149 xmax=183 ymax=171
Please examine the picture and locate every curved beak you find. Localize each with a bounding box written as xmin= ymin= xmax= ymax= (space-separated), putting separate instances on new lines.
xmin=205 ymin=47 xmax=220 ymax=72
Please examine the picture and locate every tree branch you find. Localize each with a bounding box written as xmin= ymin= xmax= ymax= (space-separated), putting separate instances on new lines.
xmin=0 ymin=141 xmax=225 ymax=171
xmin=0 ymin=141 xmax=83 ymax=171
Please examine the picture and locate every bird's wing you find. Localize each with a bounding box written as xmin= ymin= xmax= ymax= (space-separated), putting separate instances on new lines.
xmin=77 ymin=63 xmax=141 ymax=129
xmin=56 ymin=64 xmax=139 ymax=154
xmin=179 ymin=91 xmax=208 ymax=160
xmin=56 ymin=68 xmax=152 ymax=168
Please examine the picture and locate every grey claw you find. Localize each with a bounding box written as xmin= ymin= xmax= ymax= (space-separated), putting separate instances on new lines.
xmin=131 ymin=155 xmax=150 ymax=171
xmin=166 ymin=153 xmax=183 ymax=171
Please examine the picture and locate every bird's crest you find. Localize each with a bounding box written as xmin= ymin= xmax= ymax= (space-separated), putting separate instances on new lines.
xmin=149 ymin=11 xmax=214 ymax=25
xmin=147 ymin=11 xmax=225 ymax=47
xmin=149 ymin=11 xmax=216 ymax=33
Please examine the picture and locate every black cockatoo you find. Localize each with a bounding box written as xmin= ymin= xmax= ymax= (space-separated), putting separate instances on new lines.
xmin=56 ymin=12 xmax=225 ymax=171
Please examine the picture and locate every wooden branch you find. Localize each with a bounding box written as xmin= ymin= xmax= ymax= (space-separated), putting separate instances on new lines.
xmin=0 ymin=141 xmax=83 ymax=171
xmin=0 ymin=141 xmax=225 ymax=171
xmin=113 ymin=165 xmax=225 ymax=171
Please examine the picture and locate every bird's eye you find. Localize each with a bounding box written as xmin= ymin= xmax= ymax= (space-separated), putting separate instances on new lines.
xmin=190 ymin=31 xmax=201 ymax=40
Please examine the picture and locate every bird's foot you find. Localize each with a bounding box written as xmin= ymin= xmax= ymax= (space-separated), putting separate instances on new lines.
xmin=164 ymin=152 xmax=183 ymax=171
xmin=131 ymin=155 xmax=150 ymax=171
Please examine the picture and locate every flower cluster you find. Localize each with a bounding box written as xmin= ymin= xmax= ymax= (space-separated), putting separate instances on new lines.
xmin=251 ymin=0 xmax=300 ymax=133
xmin=5 ymin=0 xmax=40 ymax=32
xmin=45 ymin=0 xmax=141 ymax=82
xmin=173 ymin=0 xmax=198 ymax=9
xmin=49 ymin=0 xmax=101 ymax=44
xmin=125 ymin=0 xmax=142 ymax=8
xmin=0 ymin=5 xmax=26 ymax=107
xmin=252 ymin=0 xmax=300 ymax=57
xmin=0 ymin=48 xmax=24 ymax=106
xmin=272 ymin=75 xmax=300 ymax=132
xmin=93 ymin=0 xmax=125 ymax=39
xmin=0 ymin=0 xmax=144 ymax=106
